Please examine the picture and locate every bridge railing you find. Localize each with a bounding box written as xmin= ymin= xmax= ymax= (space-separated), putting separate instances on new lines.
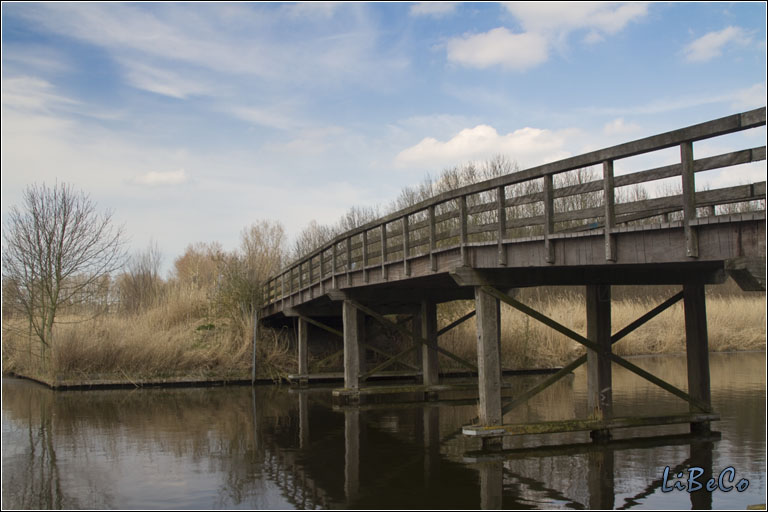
xmin=262 ymin=107 xmax=766 ymax=307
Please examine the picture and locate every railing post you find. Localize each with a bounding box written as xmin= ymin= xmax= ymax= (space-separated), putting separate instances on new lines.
xmin=319 ymin=249 xmax=325 ymax=294
xmin=497 ymin=186 xmax=507 ymax=266
xmin=298 ymin=261 xmax=304 ymax=296
xmin=308 ymin=255 xmax=313 ymax=299
xmin=332 ymin=242 xmax=338 ymax=289
xmin=459 ymin=195 xmax=468 ymax=266
xmin=543 ymin=174 xmax=555 ymax=263
xmin=346 ymin=236 xmax=352 ymax=285
xmin=362 ymin=230 xmax=369 ymax=283
xmin=381 ymin=223 xmax=388 ymax=281
xmin=290 ymin=267 xmax=295 ymax=306
xmin=281 ymin=273 xmax=286 ymax=309
xmin=603 ymin=160 xmax=617 ymax=261
xmin=402 ymin=215 xmax=411 ymax=276
xmin=429 ymin=205 xmax=437 ymax=272
xmin=681 ymin=141 xmax=699 ymax=258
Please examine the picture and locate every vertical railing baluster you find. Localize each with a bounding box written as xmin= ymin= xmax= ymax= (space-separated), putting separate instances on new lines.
xmin=319 ymin=249 xmax=325 ymax=294
xmin=308 ymin=255 xmax=313 ymax=298
xmin=332 ymin=242 xmax=337 ymax=288
xmin=362 ymin=230 xmax=369 ymax=283
xmin=603 ymin=160 xmax=617 ymax=261
xmin=402 ymin=215 xmax=410 ymax=276
xmin=459 ymin=195 xmax=468 ymax=266
xmin=544 ymin=174 xmax=555 ymax=263
xmin=381 ymin=223 xmax=388 ymax=280
xmin=346 ymin=236 xmax=352 ymax=285
xmin=497 ymin=186 xmax=507 ymax=266
xmin=429 ymin=205 xmax=437 ymax=272
xmin=681 ymin=141 xmax=699 ymax=258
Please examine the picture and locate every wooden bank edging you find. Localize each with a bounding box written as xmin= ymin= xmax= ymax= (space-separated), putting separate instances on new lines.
xmin=4 ymin=372 xmax=260 ymax=391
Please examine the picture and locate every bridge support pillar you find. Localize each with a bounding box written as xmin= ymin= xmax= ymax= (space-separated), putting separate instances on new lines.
xmin=474 ymin=287 xmax=503 ymax=433
xmin=421 ymin=300 xmax=439 ymax=388
xmin=586 ymin=284 xmax=613 ymax=441
xmin=343 ymin=300 xmax=365 ymax=391
xmin=683 ymin=282 xmax=711 ymax=433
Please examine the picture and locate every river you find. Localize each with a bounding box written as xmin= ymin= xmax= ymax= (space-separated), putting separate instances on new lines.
xmin=2 ymin=352 xmax=764 ymax=509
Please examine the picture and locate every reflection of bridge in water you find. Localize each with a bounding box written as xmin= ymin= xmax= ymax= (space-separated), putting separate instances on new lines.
xmin=252 ymin=386 xmax=722 ymax=509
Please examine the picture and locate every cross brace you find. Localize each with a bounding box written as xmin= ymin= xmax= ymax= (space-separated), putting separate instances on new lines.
xmin=479 ymin=286 xmax=710 ymax=414
xmin=347 ymin=299 xmax=478 ymax=373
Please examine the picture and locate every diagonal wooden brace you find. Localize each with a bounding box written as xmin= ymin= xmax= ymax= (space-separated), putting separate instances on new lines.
xmin=298 ymin=313 xmax=420 ymax=373
xmin=437 ymin=310 xmax=476 ymax=337
xmin=501 ymin=290 xmax=685 ymax=415
xmin=482 ymin=286 xmax=710 ymax=413
xmin=348 ymin=299 xmax=478 ymax=373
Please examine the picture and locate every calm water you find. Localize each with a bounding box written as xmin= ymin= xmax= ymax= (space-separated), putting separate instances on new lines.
xmin=2 ymin=352 xmax=765 ymax=509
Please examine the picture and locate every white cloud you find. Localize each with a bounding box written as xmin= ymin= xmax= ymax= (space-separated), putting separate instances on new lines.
xmin=684 ymin=26 xmax=751 ymax=62
xmin=446 ymin=28 xmax=548 ymax=70
xmin=130 ymin=169 xmax=189 ymax=187
xmin=410 ymin=2 xmax=457 ymax=17
xmin=603 ymin=117 xmax=640 ymax=136
xmin=731 ymin=84 xmax=767 ymax=110
xmin=395 ymin=124 xmax=571 ymax=170
xmin=2 ymin=76 xmax=79 ymax=112
xmin=446 ymin=3 xmax=647 ymax=71
xmin=503 ymin=2 xmax=648 ymax=36
xmin=120 ymin=60 xmax=213 ymax=99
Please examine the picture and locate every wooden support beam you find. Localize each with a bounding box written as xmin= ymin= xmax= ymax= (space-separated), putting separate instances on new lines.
xmin=319 ymin=250 xmax=325 ymax=294
xmin=684 ymin=282 xmax=712 ymax=430
xmin=360 ymin=345 xmax=418 ymax=381
xmin=463 ymin=412 xmax=720 ymax=437
xmin=587 ymin=284 xmax=612 ymax=437
xmin=481 ymin=286 xmax=711 ymax=412
xmin=312 ymin=348 xmax=344 ymax=370
xmin=681 ymin=141 xmax=699 ymax=258
xmin=346 ymin=299 xmax=477 ymax=372
xmin=475 ymin=286 xmax=503 ymax=427
xmin=437 ymin=310 xmax=476 ymax=337
xmin=421 ymin=300 xmax=439 ymax=386
xmin=603 ymin=160 xmax=617 ymax=261
xmin=342 ymin=300 xmax=364 ymax=390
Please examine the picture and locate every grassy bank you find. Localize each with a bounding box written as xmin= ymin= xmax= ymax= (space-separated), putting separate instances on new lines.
xmin=2 ymin=286 xmax=765 ymax=386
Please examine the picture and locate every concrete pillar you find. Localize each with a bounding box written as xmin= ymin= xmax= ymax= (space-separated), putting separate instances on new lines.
xmin=343 ymin=301 xmax=365 ymax=390
xmin=475 ymin=287 xmax=502 ymax=427
xmin=587 ymin=284 xmax=612 ymax=440
xmin=421 ymin=300 xmax=439 ymax=387
xmin=684 ymin=282 xmax=711 ymax=433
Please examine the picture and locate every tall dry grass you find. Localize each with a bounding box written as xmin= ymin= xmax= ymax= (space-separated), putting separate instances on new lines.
xmin=437 ymin=292 xmax=766 ymax=370
xmin=1 ymin=282 xmax=292 ymax=383
xmin=2 ymin=285 xmax=764 ymax=383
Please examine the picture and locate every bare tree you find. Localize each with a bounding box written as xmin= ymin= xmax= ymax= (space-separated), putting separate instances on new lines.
xmin=117 ymin=240 xmax=163 ymax=314
xmin=2 ymin=183 xmax=126 ymax=364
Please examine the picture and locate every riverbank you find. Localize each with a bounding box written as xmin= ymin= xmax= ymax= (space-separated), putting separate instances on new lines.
xmin=3 ymin=287 xmax=765 ymax=389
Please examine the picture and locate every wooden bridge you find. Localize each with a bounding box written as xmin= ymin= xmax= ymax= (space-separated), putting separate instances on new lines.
xmin=258 ymin=107 xmax=766 ymax=444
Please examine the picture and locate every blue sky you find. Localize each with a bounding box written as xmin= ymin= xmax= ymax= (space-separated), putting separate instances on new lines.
xmin=2 ymin=2 xmax=766 ymax=272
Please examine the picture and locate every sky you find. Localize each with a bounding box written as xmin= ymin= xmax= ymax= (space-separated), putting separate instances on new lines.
xmin=2 ymin=2 xmax=766 ymax=274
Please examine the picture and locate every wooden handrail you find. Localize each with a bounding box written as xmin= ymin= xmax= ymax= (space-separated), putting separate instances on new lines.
xmin=263 ymin=107 xmax=766 ymax=304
